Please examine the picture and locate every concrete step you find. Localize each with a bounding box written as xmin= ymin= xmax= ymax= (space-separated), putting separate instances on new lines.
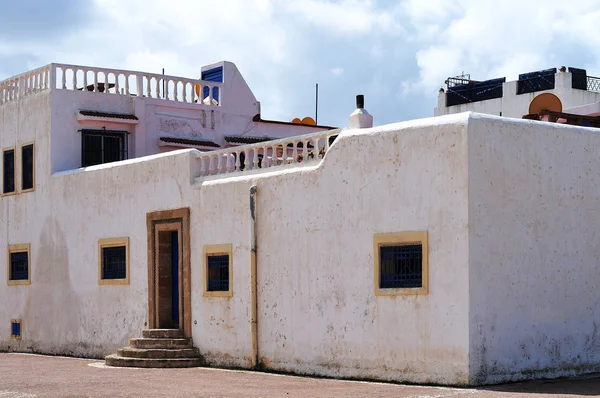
xmin=142 ymin=329 xmax=183 ymax=339
xmin=105 ymin=354 xmax=202 ymax=368
xmin=129 ymin=337 xmax=192 ymax=349
xmin=117 ymin=347 xmax=200 ymax=359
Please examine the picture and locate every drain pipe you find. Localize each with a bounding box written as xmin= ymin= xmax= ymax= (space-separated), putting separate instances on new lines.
xmin=249 ymin=185 xmax=259 ymax=368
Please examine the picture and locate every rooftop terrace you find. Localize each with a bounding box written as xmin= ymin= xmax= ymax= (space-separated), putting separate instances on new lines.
xmin=444 ymin=67 xmax=600 ymax=107
xmin=0 ymin=63 xmax=222 ymax=106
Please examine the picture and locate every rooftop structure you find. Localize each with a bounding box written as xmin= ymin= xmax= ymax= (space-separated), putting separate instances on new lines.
xmin=434 ymin=66 xmax=600 ymax=119
xmin=0 ymin=61 xmax=335 ymax=173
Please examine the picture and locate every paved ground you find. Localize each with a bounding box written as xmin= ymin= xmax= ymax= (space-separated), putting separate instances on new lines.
xmin=1 ymin=353 xmax=600 ymax=397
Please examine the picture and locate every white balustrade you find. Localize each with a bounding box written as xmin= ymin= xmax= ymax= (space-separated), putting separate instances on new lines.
xmin=0 ymin=64 xmax=51 ymax=105
xmin=1 ymin=63 xmax=223 ymax=107
xmin=194 ymin=130 xmax=338 ymax=177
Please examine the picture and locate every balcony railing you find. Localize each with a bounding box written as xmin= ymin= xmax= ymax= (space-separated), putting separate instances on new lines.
xmin=587 ymin=76 xmax=600 ymax=93
xmin=0 ymin=63 xmax=222 ymax=106
xmin=0 ymin=64 xmax=52 ymax=104
xmin=194 ymin=129 xmax=340 ymax=178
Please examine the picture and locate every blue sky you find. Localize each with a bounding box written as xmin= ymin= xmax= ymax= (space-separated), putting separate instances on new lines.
xmin=1 ymin=0 xmax=599 ymax=127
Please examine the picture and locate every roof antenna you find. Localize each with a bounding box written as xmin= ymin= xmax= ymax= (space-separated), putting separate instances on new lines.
xmin=315 ymin=83 xmax=319 ymax=125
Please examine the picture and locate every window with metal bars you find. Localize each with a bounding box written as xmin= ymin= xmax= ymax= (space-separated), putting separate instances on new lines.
xmin=207 ymin=254 xmax=229 ymax=292
xmin=11 ymin=319 xmax=21 ymax=339
xmin=9 ymin=251 xmax=29 ymax=281
xmin=3 ymin=148 xmax=15 ymax=194
xmin=379 ymin=244 xmax=423 ymax=289
xmin=102 ymin=246 xmax=127 ymax=280
xmin=21 ymin=144 xmax=34 ymax=191
xmin=82 ymin=130 xmax=128 ymax=167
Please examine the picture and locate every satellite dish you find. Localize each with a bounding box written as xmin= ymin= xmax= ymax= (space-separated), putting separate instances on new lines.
xmin=301 ymin=117 xmax=316 ymax=126
xmin=291 ymin=118 xmax=302 ymax=124
xmin=529 ymin=93 xmax=562 ymax=114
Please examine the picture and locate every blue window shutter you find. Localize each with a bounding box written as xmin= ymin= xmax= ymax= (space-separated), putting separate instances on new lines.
xmin=201 ymin=67 xmax=223 ymax=102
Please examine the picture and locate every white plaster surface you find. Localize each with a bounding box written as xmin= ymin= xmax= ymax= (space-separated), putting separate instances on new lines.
xmin=2 ymin=101 xmax=600 ymax=386
xmin=467 ymin=115 xmax=600 ymax=384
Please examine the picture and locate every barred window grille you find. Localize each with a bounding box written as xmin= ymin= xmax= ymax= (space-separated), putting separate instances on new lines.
xmin=207 ymin=254 xmax=229 ymax=291
xmin=379 ymin=244 xmax=423 ymax=289
xmin=11 ymin=321 xmax=21 ymax=338
xmin=3 ymin=149 xmax=15 ymax=194
xmin=10 ymin=251 xmax=29 ymax=281
xmin=102 ymin=246 xmax=127 ymax=280
xmin=82 ymin=130 xmax=128 ymax=167
xmin=21 ymin=144 xmax=34 ymax=190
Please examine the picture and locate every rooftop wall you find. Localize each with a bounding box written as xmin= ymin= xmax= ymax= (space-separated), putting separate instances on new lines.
xmin=3 ymin=112 xmax=599 ymax=385
xmin=0 ymin=114 xmax=472 ymax=385
xmin=468 ymin=115 xmax=600 ymax=384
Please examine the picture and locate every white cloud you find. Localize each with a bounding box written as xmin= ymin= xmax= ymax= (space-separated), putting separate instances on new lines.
xmin=2 ymin=0 xmax=600 ymax=126
xmin=284 ymin=0 xmax=403 ymax=35
xmin=404 ymin=0 xmax=600 ymax=95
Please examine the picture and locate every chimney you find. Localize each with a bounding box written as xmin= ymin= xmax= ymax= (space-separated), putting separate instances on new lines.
xmin=348 ymin=94 xmax=373 ymax=129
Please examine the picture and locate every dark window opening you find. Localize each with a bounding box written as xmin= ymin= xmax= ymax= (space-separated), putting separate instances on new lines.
xmin=21 ymin=144 xmax=34 ymax=191
xmin=3 ymin=149 xmax=15 ymax=194
xmin=201 ymin=66 xmax=222 ymax=102
xmin=102 ymin=246 xmax=127 ymax=280
xmin=11 ymin=321 xmax=21 ymax=338
xmin=10 ymin=251 xmax=29 ymax=281
xmin=82 ymin=130 xmax=128 ymax=167
xmin=207 ymin=254 xmax=229 ymax=291
xmin=379 ymin=244 xmax=423 ymax=289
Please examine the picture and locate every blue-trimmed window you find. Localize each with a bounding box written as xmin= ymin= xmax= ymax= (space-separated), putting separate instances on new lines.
xmin=102 ymin=246 xmax=127 ymax=280
xmin=11 ymin=320 xmax=21 ymax=338
xmin=207 ymin=254 xmax=229 ymax=292
xmin=201 ymin=66 xmax=222 ymax=102
xmin=10 ymin=251 xmax=29 ymax=281
xmin=379 ymin=244 xmax=423 ymax=289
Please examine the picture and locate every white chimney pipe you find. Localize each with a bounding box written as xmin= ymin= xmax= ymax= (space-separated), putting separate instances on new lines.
xmin=348 ymin=94 xmax=373 ymax=129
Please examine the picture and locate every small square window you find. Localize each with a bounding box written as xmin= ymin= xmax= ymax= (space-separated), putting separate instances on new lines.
xmin=374 ymin=231 xmax=428 ymax=296
xmin=10 ymin=319 xmax=21 ymax=340
xmin=7 ymin=244 xmax=31 ymax=286
xmin=98 ymin=238 xmax=130 ymax=285
xmin=204 ymin=244 xmax=233 ymax=297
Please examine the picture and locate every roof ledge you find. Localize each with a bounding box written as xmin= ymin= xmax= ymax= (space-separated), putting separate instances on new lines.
xmin=77 ymin=110 xmax=139 ymax=124
xmin=158 ymin=136 xmax=220 ymax=149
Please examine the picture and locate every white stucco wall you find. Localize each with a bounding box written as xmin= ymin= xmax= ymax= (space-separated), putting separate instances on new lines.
xmin=4 ymin=108 xmax=600 ymax=386
xmin=250 ymin=116 xmax=471 ymax=384
xmin=467 ymin=114 xmax=600 ymax=384
xmin=435 ymin=72 xmax=600 ymax=118
xmin=0 ymin=112 xmax=472 ymax=385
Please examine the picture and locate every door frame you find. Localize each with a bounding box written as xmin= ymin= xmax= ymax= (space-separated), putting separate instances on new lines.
xmin=146 ymin=207 xmax=191 ymax=337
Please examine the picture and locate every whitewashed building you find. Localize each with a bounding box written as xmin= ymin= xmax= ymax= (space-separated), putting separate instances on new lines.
xmin=435 ymin=66 xmax=600 ymax=118
xmin=1 ymin=62 xmax=600 ymax=386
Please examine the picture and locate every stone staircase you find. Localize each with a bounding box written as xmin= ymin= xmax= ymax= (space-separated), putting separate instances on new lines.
xmin=105 ymin=329 xmax=203 ymax=368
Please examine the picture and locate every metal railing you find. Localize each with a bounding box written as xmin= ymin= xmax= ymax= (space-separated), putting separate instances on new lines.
xmin=587 ymin=76 xmax=600 ymax=92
